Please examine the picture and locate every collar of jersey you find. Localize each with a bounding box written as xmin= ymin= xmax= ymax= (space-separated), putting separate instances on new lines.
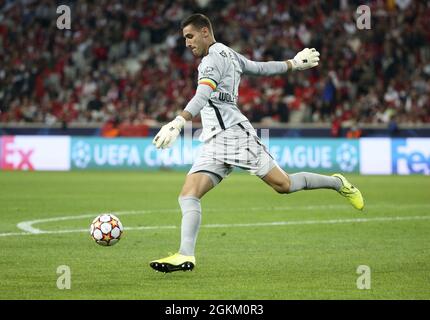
xmin=207 ymin=42 xmax=218 ymax=54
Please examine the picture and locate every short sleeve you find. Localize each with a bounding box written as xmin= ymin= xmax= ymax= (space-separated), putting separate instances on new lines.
xmin=197 ymin=55 xmax=223 ymax=91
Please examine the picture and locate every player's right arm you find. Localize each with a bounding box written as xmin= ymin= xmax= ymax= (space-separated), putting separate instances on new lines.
xmin=153 ymin=56 xmax=221 ymax=149
xmin=235 ymin=48 xmax=320 ymax=76
xmin=152 ymin=84 xmax=212 ymax=149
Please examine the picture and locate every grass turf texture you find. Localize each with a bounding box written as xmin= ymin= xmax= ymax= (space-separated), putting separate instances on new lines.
xmin=0 ymin=171 xmax=429 ymax=299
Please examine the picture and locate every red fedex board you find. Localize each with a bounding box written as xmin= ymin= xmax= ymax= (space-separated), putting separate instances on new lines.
xmin=0 ymin=136 xmax=70 ymax=171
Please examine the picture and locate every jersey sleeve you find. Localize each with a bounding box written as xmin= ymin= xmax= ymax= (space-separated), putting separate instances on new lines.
xmin=197 ymin=55 xmax=223 ymax=91
xmin=234 ymin=51 xmax=288 ymax=76
xmin=183 ymin=84 xmax=213 ymax=117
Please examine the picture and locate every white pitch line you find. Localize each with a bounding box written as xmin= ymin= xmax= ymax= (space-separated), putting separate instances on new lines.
xmin=16 ymin=209 xmax=178 ymax=234
xmin=13 ymin=203 xmax=430 ymax=235
xmin=1 ymin=215 xmax=430 ymax=237
xmin=5 ymin=203 xmax=430 ymax=237
xmin=16 ymin=205 xmax=347 ymax=234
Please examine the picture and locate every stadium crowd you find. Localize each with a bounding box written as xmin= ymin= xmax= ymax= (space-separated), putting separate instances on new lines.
xmin=1 ymin=0 xmax=429 ymax=132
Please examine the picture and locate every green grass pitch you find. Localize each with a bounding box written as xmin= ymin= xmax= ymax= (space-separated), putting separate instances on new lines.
xmin=0 ymin=171 xmax=429 ymax=299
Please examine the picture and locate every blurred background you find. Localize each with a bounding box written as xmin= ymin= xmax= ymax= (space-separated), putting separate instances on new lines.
xmin=1 ymin=0 xmax=429 ymax=138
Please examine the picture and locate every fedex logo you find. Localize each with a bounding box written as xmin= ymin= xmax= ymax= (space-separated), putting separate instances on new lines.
xmin=0 ymin=136 xmax=70 ymax=171
xmin=0 ymin=136 xmax=35 ymax=170
xmin=392 ymin=139 xmax=430 ymax=175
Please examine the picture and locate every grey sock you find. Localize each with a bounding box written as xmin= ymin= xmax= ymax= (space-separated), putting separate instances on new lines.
xmin=288 ymin=172 xmax=342 ymax=193
xmin=178 ymin=196 xmax=201 ymax=256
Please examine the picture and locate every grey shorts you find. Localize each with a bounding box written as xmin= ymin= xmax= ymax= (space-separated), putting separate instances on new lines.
xmin=188 ymin=121 xmax=276 ymax=182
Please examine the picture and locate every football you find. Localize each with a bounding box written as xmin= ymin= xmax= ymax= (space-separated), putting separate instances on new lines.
xmin=90 ymin=214 xmax=124 ymax=246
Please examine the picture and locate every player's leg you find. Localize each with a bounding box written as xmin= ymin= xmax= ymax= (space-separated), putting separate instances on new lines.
xmin=150 ymin=137 xmax=230 ymax=273
xmin=178 ymin=172 xmax=217 ymax=257
xmin=150 ymin=172 xmax=216 ymax=273
xmin=179 ymin=171 xmax=218 ymax=198
xmin=261 ymin=164 xmax=340 ymax=193
xmin=232 ymin=121 xmax=364 ymax=210
xmin=261 ymin=164 xmax=364 ymax=210
xmin=237 ymin=124 xmax=345 ymax=195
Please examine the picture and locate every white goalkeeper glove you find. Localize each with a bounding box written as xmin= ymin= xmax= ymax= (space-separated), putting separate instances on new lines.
xmin=288 ymin=48 xmax=320 ymax=71
xmin=152 ymin=115 xmax=186 ymax=149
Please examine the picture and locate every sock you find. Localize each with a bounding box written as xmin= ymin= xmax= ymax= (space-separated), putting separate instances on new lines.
xmin=178 ymin=196 xmax=201 ymax=256
xmin=288 ymin=172 xmax=342 ymax=193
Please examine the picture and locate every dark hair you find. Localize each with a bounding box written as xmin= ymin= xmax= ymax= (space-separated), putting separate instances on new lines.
xmin=181 ymin=13 xmax=213 ymax=33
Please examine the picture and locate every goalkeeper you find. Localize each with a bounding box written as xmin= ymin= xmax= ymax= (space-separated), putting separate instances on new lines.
xmin=150 ymin=14 xmax=364 ymax=273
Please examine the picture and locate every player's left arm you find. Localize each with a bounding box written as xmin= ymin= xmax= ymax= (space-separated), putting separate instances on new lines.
xmin=236 ymin=48 xmax=320 ymax=75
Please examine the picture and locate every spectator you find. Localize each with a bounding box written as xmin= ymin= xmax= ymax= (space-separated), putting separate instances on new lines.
xmin=0 ymin=0 xmax=429 ymax=128
xmin=346 ymin=124 xmax=362 ymax=139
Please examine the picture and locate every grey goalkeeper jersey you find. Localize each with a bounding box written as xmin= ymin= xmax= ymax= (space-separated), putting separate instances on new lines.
xmin=189 ymin=42 xmax=289 ymax=142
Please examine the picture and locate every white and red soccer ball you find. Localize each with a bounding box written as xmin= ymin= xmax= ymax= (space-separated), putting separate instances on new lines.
xmin=90 ymin=214 xmax=124 ymax=246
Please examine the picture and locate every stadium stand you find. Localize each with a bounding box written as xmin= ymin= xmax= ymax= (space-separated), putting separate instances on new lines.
xmin=0 ymin=0 xmax=429 ymax=135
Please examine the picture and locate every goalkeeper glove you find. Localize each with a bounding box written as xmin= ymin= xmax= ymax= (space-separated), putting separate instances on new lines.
xmin=152 ymin=115 xmax=186 ymax=149
xmin=289 ymin=48 xmax=320 ymax=71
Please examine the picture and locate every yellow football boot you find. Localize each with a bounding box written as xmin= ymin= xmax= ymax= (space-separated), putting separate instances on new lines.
xmin=332 ymin=174 xmax=364 ymax=211
xmin=150 ymin=253 xmax=195 ymax=273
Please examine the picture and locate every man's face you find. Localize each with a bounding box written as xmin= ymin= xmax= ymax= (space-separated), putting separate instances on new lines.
xmin=183 ymin=24 xmax=208 ymax=57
